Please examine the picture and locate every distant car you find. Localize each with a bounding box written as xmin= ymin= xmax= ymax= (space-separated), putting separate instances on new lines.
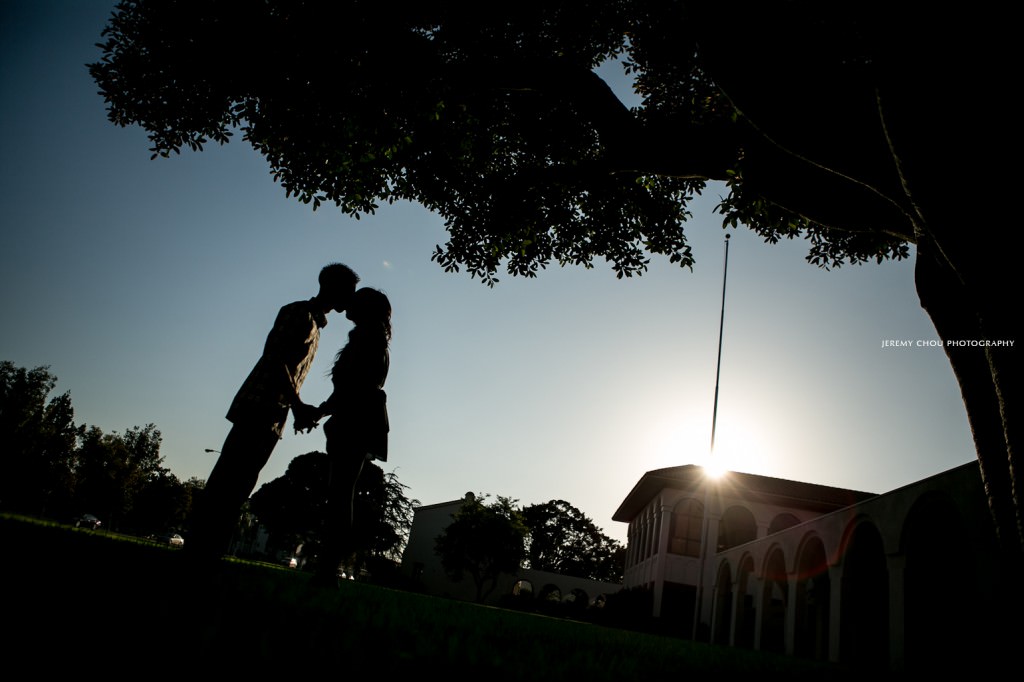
xmin=157 ymin=532 xmax=184 ymax=547
xmin=75 ymin=514 xmax=101 ymax=530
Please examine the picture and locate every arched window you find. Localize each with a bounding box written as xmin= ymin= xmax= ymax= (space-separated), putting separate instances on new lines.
xmin=768 ymin=513 xmax=800 ymax=535
xmin=669 ymin=498 xmax=704 ymax=556
xmin=718 ymin=506 xmax=757 ymax=551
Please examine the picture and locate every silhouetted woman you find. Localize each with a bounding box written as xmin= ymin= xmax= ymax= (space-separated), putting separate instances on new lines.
xmin=312 ymin=287 xmax=391 ymax=586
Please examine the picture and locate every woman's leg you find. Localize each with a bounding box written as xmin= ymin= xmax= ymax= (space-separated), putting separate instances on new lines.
xmin=315 ymin=448 xmax=366 ymax=582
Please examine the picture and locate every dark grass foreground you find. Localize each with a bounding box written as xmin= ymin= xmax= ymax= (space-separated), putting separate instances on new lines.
xmin=1 ymin=515 xmax=857 ymax=679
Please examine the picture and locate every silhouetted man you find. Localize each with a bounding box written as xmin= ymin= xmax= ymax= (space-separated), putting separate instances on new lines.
xmin=188 ymin=263 xmax=360 ymax=562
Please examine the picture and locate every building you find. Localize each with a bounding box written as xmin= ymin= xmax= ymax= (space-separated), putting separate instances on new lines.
xmin=613 ymin=461 xmax=1009 ymax=672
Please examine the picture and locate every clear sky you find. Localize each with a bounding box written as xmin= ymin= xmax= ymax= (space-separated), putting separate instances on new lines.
xmin=1 ymin=1 xmax=977 ymax=543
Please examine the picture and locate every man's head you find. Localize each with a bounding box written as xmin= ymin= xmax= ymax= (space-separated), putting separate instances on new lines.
xmin=318 ymin=263 xmax=359 ymax=313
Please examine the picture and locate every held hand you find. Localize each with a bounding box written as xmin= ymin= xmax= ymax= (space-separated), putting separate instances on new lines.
xmin=292 ymin=402 xmax=321 ymax=434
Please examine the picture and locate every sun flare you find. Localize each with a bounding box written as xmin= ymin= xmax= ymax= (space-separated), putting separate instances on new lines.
xmin=702 ymin=421 xmax=778 ymax=476
xmin=637 ymin=400 xmax=781 ymax=479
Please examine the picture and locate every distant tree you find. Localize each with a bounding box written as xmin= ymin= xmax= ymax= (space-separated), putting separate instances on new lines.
xmin=182 ymin=476 xmax=204 ymax=518
xmin=171 ymin=476 xmax=205 ymax=534
xmin=74 ymin=423 xmax=166 ymax=532
xmin=351 ymin=464 xmax=419 ymax=566
xmin=131 ymin=469 xmax=191 ymax=533
xmin=248 ymin=452 xmax=328 ymax=559
xmin=0 ymin=362 xmax=184 ymax=529
xmin=0 ymin=361 xmax=81 ymax=517
xmin=523 ymin=499 xmax=625 ymax=583
xmin=434 ymin=494 xmax=527 ymax=602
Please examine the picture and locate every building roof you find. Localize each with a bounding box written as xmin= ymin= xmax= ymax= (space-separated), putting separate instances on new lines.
xmin=612 ymin=464 xmax=878 ymax=522
xmin=411 ymin=492 xmax=477 ymax=514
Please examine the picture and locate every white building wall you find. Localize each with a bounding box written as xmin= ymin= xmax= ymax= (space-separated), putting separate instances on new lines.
xmin=618 ymin=462 xmax=1001 ymax=672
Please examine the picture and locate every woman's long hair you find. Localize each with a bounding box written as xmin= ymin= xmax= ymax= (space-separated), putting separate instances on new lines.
xmin=346 ymin=287 xmax=391 ymax=342
xmin=330 ymin=288 xmax=391 ymax=380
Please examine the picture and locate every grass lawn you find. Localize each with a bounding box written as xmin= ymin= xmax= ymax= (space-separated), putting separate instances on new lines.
xmin=0 ymin=515 xmax=858 ymax=678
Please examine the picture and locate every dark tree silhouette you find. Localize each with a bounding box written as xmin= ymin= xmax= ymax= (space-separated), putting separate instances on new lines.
xmin=0 ymin=362 xmax=80 ymax=516
xmin=523 ymin=499 xmax=624 ymax=582
xmin=434 ymin=494 xmax=527 ymax=602
xmin=353 ymin=464 xmax=419 ymax=564
xmin=89 ymin=1 xmax=1020 ymax=557
xmin=131 ymin=468 xmax=192 ymax=533
xmin=248 ymin=452 xmax=416 ymax=570
xmin=247 ymin=453 xmax=326 ymax=560
xmin=1 ymin=361 xmax=195 ymax=531
xmin=75 ymin=423 xmax=167 ymax=532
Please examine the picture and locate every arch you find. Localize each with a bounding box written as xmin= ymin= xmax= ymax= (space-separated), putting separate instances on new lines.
xmin=734 ymin=554 xmax=757 ymax=649
xmin=512 ymin=579 xmax=534 ymax=597
xmin=768 ymin=512 xmax=801 ymax=535
xmin=565 ymin=587 xmax=590 ymax=611
xmin=538 ymin=583 xmax=562 ymax=602
xmin=718 ymin=505 xmax=757 ymax=551
xmin=760 ymin=545 xmax=788 ymax=654
xmin=794 ymin=534 xmax=830 ymax=660
xmin=669 ymin=497 xmax=704 ymax=557
xmin=712 ymin=560 xmax=734 ymax=645
xmin=902 ymin=491 xmax=975 ymax=672
xmin=839 ymin=520 xmax=889 ymax=670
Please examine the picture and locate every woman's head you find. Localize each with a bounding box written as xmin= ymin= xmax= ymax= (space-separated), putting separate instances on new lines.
xmin=346 ymin=288 xmax=392 ymax=340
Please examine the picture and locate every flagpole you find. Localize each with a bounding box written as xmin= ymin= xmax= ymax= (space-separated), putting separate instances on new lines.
xmin=711 ymin=232 xmax=730 ymax=453
xmin=693 ymin=232 xmax=730 ymax=641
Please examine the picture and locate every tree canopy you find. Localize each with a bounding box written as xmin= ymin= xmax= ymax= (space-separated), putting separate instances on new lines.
xmin=248 ymin=451 xmax=417 ymax=571
xmin=1 ymin=361 xmax=192 ymax=531
xmin=434 ymin=494 xmax=527 ymax=602
xmin=523 ymin=499 xmax=624 ymax=583
xmin=75 ymin=423 xmax=169 ymax=531
xmin=90 ymin=1 xmax=1020 ymax=556
xmin=0 ymin=361 xmax=80 ymax=515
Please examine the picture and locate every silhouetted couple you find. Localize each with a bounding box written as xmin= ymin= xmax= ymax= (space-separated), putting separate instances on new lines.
xmin=188 ymin=263 xmax=391 ymax=586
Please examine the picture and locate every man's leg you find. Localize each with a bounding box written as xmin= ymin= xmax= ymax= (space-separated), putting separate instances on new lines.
xmin=188 ymin=423 xmax=279 ymax=561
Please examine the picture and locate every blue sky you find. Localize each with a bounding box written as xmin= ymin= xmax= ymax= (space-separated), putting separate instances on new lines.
xmin=0 ymin=1 xmax=976 ymax=543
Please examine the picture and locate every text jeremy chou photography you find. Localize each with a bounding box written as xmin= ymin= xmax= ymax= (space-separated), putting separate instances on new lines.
xmin=881 ymin=339 xmax=1016 ymax=349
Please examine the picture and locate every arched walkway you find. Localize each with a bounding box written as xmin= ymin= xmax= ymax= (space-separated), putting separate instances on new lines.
xmin=760 ymin=547 xmax=788 ymax=653
xmin=794 ymin=535 xmax=830 ymax=660
xmin=734 ymin=555 xmax=756 ymax=649
xmin=712 ymin=561 xmax=733 ymax=645
xmin=840 ymin=520 xmax=888 ymax=669
xmin=903 ymin=493 xmax=974 ymax=672
xmin=538 ymin=583 xmax=562 ymax=603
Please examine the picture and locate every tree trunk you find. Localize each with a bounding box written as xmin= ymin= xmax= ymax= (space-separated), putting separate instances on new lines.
xmin=914 ymin=230 xmax=1022 ymax=558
